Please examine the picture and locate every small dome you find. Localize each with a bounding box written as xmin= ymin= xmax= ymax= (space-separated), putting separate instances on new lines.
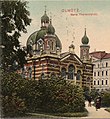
xmin=41 ymin=11 xmax=49 ymax=23
xmin=47 ymin=20 xmax=55 ymax=35
xmin=82 ymin=28 xmax=89 ymax=44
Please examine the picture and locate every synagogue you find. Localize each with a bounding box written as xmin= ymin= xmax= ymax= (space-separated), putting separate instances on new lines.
xmin=23 ymin=9 xmax=93 ymax=89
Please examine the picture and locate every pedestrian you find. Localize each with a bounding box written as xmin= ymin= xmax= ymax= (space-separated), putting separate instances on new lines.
xmin=88 ymin=96 xmax=92 ymax=107
xmin=95 ymin=96 xmax=101 ymax=111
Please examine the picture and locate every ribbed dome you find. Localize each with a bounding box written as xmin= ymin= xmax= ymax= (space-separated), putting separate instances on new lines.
xmin=36 ymin=28 xmax=47 ymax=40
xmin=41 ymin=11 xmax=49 ymax=23
xmin=27 ymin=31 xmax=38 ymax=46
xmin=82 ymin=28 xmax=89 ymax=44
xmin=26 ymin=29 xmax=62 ymax=51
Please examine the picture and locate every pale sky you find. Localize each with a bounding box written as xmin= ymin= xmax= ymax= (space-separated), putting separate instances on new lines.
xmin=20 ymin=0 xmax=110 ymax=56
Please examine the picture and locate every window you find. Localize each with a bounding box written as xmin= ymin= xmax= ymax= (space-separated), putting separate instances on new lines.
xmin=102 ymin=80 xmax=104 ymax=85
xmin=87 ymin=77 xmax=90 ymax=82
xmin=98 ymin=80 xmax=99 ymax=85
xmin=68 ymin=65 xmax=75 ymax=79
xmin=52 ymin=42 xmax=54 ymax=51
xmin=106 ymin=71 xmax=108 ymax=76
xmin=102 ymin=71 xmax=104 ymax=76
xmin=61 ymin=67 xmax=66 ymax=79
xmin=41 ymin=73 xmax=45 ymax=79
xmin=98 ymin=72 xmax=100 ymax=76
xmin=106 ymin=62 xmax=108 ymax=67
xmin=76 ymin=70 xmax=81 ymax=80
xmin=51 ymin=72 xmax=56 ymax=78
xmin=94 ymin=81 xmax=96 ymax=85
xmin=102 ymin=63 xmax=104 ymax=67
xmin=106 ymin=80 xmax=108 ymax=85
xmin=28 ymin=66 xmax=32 ymax=79
xmin=94 ymin=72 xmax=96 ymax=76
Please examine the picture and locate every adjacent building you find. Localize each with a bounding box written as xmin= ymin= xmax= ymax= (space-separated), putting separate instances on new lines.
xmin=22 ymin=10 xmax=93 ymax=89
xmin=90 ymin=51 xmax=110 ymax=91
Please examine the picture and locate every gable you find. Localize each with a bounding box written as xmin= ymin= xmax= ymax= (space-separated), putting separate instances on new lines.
xmin=60 ymin=53 xmax=83 ymax=65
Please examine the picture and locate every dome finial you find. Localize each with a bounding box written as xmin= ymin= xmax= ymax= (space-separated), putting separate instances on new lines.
xmin=44 ymin=5 xmax=47 ymax=14
xmin=50 ymin=12 xmax=52 ymax=24
xmin=72 ymin=28 xmax=75 ymax=42
xmin=85 ymin=25 xmax=86 ymax=36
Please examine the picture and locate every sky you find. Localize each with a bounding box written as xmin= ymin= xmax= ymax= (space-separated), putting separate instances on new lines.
xmin=20 ymin=0 xmax=110 ymax=56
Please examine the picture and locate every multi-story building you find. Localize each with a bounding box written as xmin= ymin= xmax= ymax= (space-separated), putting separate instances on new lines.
xmin=22 ymin=9 xmax=93 ymax=89
xmin=90 ymin=51 xmax=110 ymax=91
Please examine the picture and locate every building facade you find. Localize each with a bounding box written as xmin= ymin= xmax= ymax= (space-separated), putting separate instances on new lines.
xmin=90 ymin=51 xmax=110 ymax=91
xmin=22 ymin=10 xmax=93 ymax=89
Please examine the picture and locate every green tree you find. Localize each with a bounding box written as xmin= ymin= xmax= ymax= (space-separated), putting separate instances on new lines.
xmin=1 ymin=72 xmax=27 ymax=117
xmin=101 ymin=91 xmax=110 ymax=107
xmin=34 ymin=77 xmax=85 ymax=113
xmin=1 ymin=0 xmax=31 ymax=70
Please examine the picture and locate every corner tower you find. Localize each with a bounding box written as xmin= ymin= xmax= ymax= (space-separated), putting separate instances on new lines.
xmin=80 ymin=28 xmax=90 ymax=62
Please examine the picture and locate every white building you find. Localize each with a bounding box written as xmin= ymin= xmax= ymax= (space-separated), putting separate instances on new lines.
xmin=90 ymin=51 xmax=110 ymax=92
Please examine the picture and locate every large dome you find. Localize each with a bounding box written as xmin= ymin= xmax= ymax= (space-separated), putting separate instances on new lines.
xmin=26 ymin=10 xmax=62 ymax=54
xmin=26 ymin=28 xmax=62 ymax=50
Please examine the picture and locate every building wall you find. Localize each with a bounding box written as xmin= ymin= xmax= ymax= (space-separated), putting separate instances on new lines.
xmin=82 ymin=63 xmax=93 ymax=89
xmin=23 ymin=53 xmax=93 ymax=90
xmin=92 ymin=58 xmax=110 ymax=91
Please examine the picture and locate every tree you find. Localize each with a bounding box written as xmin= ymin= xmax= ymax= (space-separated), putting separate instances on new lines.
xmin=101 ymin=91 xmax=110 ymax=107
xmin=1 ymin=0 xmax=31 ymax=70
xmin=34 ymin=77 xmax=85 ymax=113
xmin=1 ymin=72 xmax=27 ymax=117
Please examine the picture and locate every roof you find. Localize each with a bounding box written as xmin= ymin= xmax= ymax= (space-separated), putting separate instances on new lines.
xmin=60 ymin=52 xmax=70 ymax=58
xmin=60 ymin=52 xmax=83 ymax=64
xmin=90 ymin=51 xmax=110 ymax=59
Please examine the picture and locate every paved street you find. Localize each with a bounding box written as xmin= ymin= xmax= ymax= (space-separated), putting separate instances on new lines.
xmin=82 ymin=101 xmax=110 ymax=119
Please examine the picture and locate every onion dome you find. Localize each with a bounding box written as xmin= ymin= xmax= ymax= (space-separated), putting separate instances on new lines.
xmin=41 ymin=11 xmax=49 ymax=23
xmin=82 ymin=28 xmax=89 ymax=44
xmin=47 ymin=19 xmax=55 ymax=35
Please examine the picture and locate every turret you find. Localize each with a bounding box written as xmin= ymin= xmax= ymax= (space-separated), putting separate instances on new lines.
xmin=80 ymin=28 xmax=90 ymax=62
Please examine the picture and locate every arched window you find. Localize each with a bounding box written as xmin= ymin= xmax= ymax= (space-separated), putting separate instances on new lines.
xmin=51 ymin=72 xmax=56 ymax=79
xmin=87 ymin=77 xmax=90 ymax=82
xmin=61 ymin=67 xmax=66 ymax=79
xmin=76 ymin=70 xmax=81 ymax=80
xmin=41 ymin=73 xmax=45 ymax=79
xmin=52 ymin=42 xmax=54 ymax=51
xmin=28 ymin=66 xmax=32 ymax=79
xmin=68 ymin=64 xmax=75 ymax=79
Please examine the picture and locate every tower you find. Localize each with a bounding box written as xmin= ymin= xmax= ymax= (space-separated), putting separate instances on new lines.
xmin=41 ymin=6 xmax=49 ymax=28
xmin=80 ymin=28 xmax=90 ymax=62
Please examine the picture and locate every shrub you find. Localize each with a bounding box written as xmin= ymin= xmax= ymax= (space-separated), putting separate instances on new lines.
xmin=101 ymin=91 xmax=110 ymax=107
xmin=1 ymin=72 xmax=27 ymax=117
xmin=2 ymin=93 xmax=26 ymax=117
xmin=1 ymin=72 xmax=85 ymax=115
xmin=34 ymin=77 xmax=85 ymax=113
